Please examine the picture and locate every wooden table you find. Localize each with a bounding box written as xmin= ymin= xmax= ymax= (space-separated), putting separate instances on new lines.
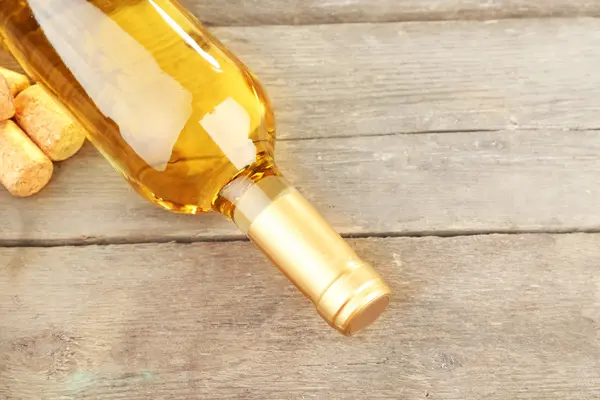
xmin=1 ymin=1 xmax=600 ymax=399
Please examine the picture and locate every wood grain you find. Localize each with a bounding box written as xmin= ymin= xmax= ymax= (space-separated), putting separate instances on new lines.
xmin=2 ymin=19 xmax=600 ymax=140
xmin=1 ymin=234 xmax=599 ymax=399
xmin=1 ymin=128 xmax=600 ymax=244
xmin=180 ymin=0 xmax=600 ymax=26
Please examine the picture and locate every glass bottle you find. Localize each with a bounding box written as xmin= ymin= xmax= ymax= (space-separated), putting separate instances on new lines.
xmin=0 ymin=0 xmax=391 ymax=335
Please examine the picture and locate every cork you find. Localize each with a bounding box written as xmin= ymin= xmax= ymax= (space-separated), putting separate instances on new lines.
xmin=0 ymin=75 xmax=15 ymax=121
xmin=0 ymin=67 xmax=30 ymax=97
xmin=0 ymin=120 xmax=53 ymax=197
xmin=14 ymin=84 xmax=86 ymax=161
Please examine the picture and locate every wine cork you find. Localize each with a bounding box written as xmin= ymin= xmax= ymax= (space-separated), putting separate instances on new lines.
xmin=0 ymin=120 xmax=53 ymax=197
xmin=0 ymin=75 xmax=15 ymax=121
xmin=0 ymin=67 xmax=30 ymax=97
xmin=14 ymin=84 xmax=86 ymax=161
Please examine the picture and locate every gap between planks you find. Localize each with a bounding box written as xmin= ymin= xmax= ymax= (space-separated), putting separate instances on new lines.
xmin=203 ymin=16 xmax=600 ymax=29
xmin=278 ymin=127 xmax=600 ymax=142
xmin=3 ymin=228 xmax=600 ymax=249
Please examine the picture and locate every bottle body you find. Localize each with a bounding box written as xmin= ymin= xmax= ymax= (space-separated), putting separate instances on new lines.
xmin=0 ymin=0 xmax=391 ymax=335
xmin=1 ymin=0 xmax=275 ymax=212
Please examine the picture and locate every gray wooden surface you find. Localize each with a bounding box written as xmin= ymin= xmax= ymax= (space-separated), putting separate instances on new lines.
xmin=1 ymin=235 xmax=599 ymax=399
xmin=1 ymin=2 xmax=600 ymax=399
xmin=5 ymin=19 xmax=600 ymax=139
xmin=1 ymin=130 xmax=600 ymax=245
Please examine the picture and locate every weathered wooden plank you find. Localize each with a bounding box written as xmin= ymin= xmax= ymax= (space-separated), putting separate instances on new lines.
xmin=182 ymin=0 xmax=600 ymax=26
xmin=1 ymin=19 xmax=600 ymax=242
xmin=2 ymin=128 xmax=600 ymax=243
xmin=1 ymin=234 xmax=599 ymax=399
xmin=2 ymin=19 xmax=600 ymax=140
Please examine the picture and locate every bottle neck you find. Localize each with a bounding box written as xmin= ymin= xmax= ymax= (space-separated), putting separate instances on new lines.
xmin=214 ymin=169 xmax=391 ymax=335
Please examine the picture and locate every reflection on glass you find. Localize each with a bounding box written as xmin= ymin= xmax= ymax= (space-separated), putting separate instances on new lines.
xmin=30 ymin=0 xmax=193 ymax=171
xmin=148 ymin=0 xmax=221 ymax=72
xmin=200 ymin=97 xmax=256 ymax=170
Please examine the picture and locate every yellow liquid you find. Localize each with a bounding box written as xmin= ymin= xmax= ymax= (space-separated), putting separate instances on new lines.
xmin=0 ymin=0 xmax=276 ymax=213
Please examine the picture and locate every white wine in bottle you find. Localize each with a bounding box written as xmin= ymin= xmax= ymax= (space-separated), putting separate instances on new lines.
xmin=0 ymin=0 xmax=391 ymax=335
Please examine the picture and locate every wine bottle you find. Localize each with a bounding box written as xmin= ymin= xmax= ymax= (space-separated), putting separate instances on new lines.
xmin=0 ymin=0 xmax=391 ymax=335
